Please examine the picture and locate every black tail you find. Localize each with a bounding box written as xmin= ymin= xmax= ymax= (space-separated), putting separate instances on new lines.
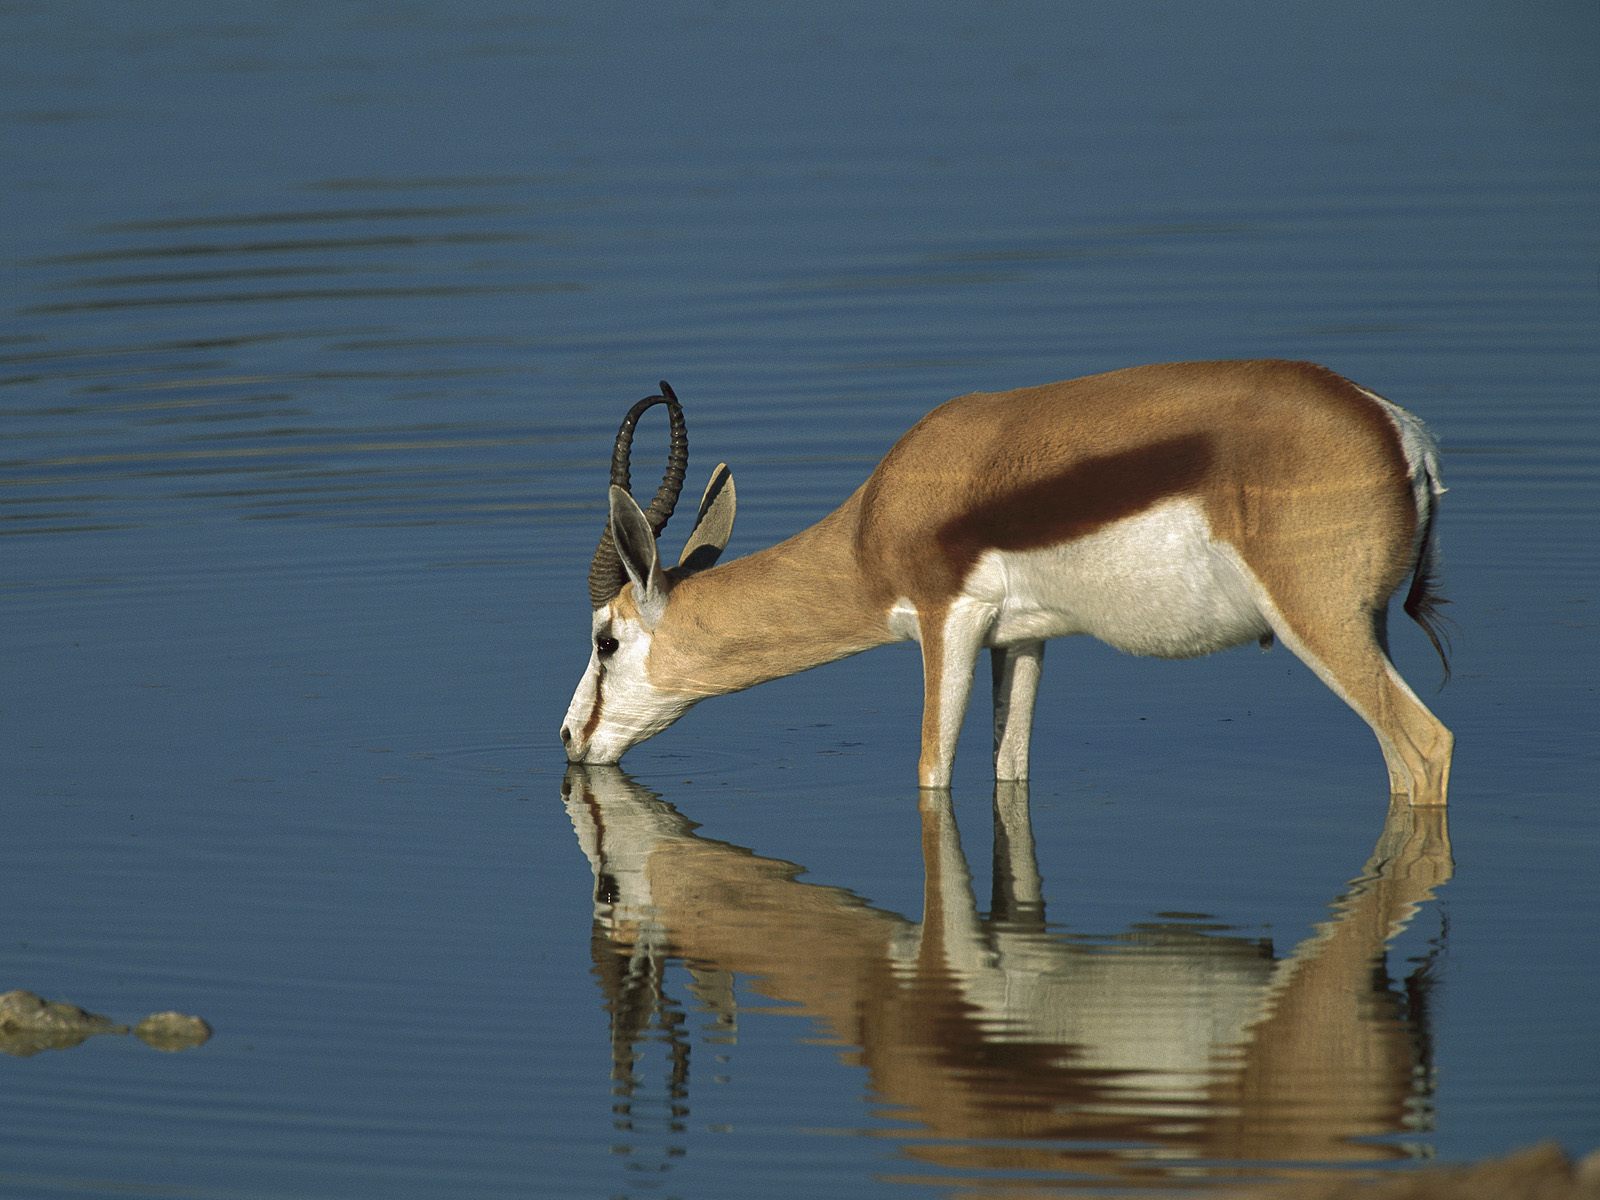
xmin=1403 ymin=473 xmax=1452 ymax=687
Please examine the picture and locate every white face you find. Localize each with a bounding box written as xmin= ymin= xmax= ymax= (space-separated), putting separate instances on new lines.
xmin=560 ymin=603 xmax=694 ymax=765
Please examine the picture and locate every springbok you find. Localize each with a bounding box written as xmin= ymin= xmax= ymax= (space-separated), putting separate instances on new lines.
xmin=560 ymin=361 xmax=1453 ymax=802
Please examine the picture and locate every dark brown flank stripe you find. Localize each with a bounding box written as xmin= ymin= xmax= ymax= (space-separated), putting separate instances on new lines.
xmin=935 ymin=433 xmax=1215 ymax=579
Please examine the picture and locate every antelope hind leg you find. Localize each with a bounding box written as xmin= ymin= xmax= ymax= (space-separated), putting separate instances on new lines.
xmin=991 ymin=640 xmax=1044 ymax=782
xmin=1271 ymin=600 xmax=1454 ymax=806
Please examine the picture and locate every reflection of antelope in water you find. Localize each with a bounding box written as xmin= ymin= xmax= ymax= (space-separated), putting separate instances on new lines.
xmin=564 ymin=767 xmax=1453 ymax=1189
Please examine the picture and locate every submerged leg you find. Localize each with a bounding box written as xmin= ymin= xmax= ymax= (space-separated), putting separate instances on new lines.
xmin=991 ymin=640 xmax=1045 ymax=781
xmin=918 ymin=600 xmax=995 ymax=788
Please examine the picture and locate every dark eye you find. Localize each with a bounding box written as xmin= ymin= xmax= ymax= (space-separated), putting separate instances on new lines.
xmin=595 ymin=635 xmax=619 ymax=658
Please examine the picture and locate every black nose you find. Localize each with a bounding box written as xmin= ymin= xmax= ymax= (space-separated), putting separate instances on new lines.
xmin=560 ymin=725 xmax=573 ymax=745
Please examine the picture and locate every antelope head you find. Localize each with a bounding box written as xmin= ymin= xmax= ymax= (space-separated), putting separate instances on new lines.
xmin=561 ymin=383 xmax=736 ymax=765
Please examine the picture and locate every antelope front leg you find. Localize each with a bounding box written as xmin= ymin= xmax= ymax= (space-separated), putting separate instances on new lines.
xmin=917 ymin=600 xmax=996 ymax=788
xmin=991 ymin=641 xmax=1044 ymax=781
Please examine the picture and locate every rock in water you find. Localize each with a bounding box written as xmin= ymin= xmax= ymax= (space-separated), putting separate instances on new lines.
xmin=134 ymin=1011 xmax=213 ymax=1051
xmin=1 ymin=989 xmax=212 ymax=1055
xmin=0 ymin=989 xmax=127 ymax=1056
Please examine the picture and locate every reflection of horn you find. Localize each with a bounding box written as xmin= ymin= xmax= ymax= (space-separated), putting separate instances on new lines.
xmin=586 ymin=384 xmax=689 ymax=609
xmin=588 ymin=937 xmax=691 ymax=1127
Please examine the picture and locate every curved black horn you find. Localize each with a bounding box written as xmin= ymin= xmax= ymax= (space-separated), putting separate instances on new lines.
xmin=587 ymin=383 xmax=688 ymax=608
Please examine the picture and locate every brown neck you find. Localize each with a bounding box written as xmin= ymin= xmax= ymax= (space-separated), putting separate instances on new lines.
xmin=652 ymin=491 xmax=893 ymax=697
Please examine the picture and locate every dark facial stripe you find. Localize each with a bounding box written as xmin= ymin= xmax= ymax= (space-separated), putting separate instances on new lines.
xmin=581 ymin=669 xmax=605 ymax=742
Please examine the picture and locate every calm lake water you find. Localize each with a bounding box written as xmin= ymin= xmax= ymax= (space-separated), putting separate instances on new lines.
xmin=4 ymin=3 xmax=1597 ymax=1197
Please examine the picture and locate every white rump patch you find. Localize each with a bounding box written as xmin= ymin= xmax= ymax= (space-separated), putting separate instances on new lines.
xmin=1355 ymin=384 xmax=1445 ymax=567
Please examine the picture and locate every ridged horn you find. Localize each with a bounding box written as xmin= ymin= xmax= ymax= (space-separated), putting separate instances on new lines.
xmin=587 ymin=382 xmax=688 ymax=608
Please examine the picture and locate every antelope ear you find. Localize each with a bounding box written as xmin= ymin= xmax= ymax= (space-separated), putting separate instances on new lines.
xmin=676 ymin=464 xmax=736 ymax=574
xmin=608 ymin=486 xmax=668 ymax=626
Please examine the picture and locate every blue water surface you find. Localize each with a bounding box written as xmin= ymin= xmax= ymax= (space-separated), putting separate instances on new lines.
xmin=3 ymin=3 xmax=1597 ymax=1197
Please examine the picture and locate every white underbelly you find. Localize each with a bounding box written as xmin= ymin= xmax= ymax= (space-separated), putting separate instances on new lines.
xmin=965 ymin=498 xmax=1271 ymax=658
